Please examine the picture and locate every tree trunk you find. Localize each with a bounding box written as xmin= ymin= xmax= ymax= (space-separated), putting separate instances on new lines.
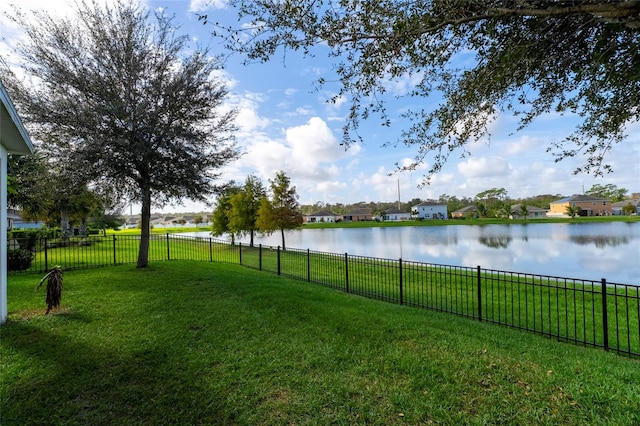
xmin=137 ymin=188 xmax=151 ymax=268
xmin=249 ymin=229 xmax=254 ymax=247
xmin=60 ymin=210 xmax=71 ymax=243
xmin=79 ymin=218 xmax=88 ymax=237
xmin=280 ymin=228 xmax=286 ymax=251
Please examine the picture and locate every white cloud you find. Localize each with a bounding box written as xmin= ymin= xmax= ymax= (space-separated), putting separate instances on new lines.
xmin=188 ymin=0 xmax=227 ymax=13
xmin=457 ymin=157 xmax=510 ymax=179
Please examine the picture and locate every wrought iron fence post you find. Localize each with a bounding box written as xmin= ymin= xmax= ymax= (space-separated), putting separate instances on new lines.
xmin=239 ymin=242 xmax=242 ymax=265
xmin=602 ymin=278 xmax=609 ymax=351
xmin=44 ymin=237 xmax=48 ymax=271
xmin=345 ymin=253 xmax=349 ymax=293
xmin=113 ymin=235 xmax=117 ymax=265
xmin=399 ymin=258 xmax=403 ymax=305
xmin=277 ymin=246 xmax=281 ymax=275
xmin=259 ymin=244 xmax=262 ymax=271
xmin=477 ymin=265 xmax=482 ymax=322
xmin=307 ymin=248 xmax=311 ymax=282
xmin=209 ymin=238 xmax=213 ymax=262
xmin=166 ymin=233 xmax=170 ymax=260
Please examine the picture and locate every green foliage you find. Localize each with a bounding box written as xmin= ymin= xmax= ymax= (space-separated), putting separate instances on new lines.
xmin=7 ymin=249 xmax=35 ymax=271
xmin=586 ymin=183 xmax=629 ymax=202
xmin=209 ymin=1 xmax=640 ymax=180
xmin=227 ymin=175 xmax=266 ymax=247
xmin=565 ymin=205 xmax=581 ymax=218
xmin=3 ymin=263 xmax=640 ymax=424
xmin=256 ymin=171 xmax=303 ymax=249
xmin=4 ymin=0 xmax=240 ymax=268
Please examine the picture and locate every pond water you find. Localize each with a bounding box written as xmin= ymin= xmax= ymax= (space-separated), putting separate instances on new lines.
xmin=183 ymin=222 xmax=640 ymax=285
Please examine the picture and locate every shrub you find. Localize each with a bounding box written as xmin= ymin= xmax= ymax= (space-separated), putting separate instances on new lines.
xmin=7 ymin=249 xmax=35 ymax=271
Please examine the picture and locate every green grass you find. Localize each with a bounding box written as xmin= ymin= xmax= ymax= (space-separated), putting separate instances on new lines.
xmin=14 ymin=236 xmax=640 ymax=356
xmin=2 ymin=261 xmax=640 ymax=425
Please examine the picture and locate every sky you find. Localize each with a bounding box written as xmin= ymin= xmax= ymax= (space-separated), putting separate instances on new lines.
xmin=1 ymin=0 xmax=639 ymax=214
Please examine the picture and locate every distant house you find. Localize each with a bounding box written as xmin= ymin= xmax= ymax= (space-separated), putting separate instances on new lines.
xmin=548 ymin=194 xmax=612 ymax=217
xmin=509 ymin=204 xmax=548 ymax=219
xmin=611 ymin=199 xmax=640 ymax=216
xmin=381 ymin=208 xmax=411 ymax=221
xmin=411 ymin=200 xmax=448 ymax=220
xmin=304 ymin=210 xmax=338 ymax=223
xmin=343 ymin=207 xmax=372 ymax=222
xmin=451 ymin=205 xmax=478 ymax=219
xmin=8 ymin=209 xmax=45 ymax=230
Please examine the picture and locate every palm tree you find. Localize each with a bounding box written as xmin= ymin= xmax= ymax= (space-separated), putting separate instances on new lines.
xmin=565 ymin=205 xmax=581 ymax=219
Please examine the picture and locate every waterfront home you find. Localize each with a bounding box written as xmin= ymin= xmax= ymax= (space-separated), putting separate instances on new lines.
xmin=451 ymin=205 xmax=478 ymax=219
xmin=304 ymin=210 xmax=339 ymax=223
xmin=611 ymin=199 xmax=640 ymax=216
xmin=411 ymin=200 xmax=448 ymax=220
xmin=509 ymin=204 xmax=548 ymax=219
xmin=381 ymin=208 xmax=411 ymax=221
xmin=342 ymin=207 xmax=373 ymax=222
xmin=548 ymin=194 xmax=612 ymax=217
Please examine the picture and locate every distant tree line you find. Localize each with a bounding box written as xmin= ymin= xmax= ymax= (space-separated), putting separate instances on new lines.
xmin=300 ymin=184 xmax=634 ymax=220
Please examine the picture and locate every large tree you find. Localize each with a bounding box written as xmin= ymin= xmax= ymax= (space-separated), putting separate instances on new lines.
xmin=256 ymin=171 xmax=303 ymax=250
xmin=4 ymin=0 xmax=240 ymax=267
xmin=205 ymin=0 xmax=639 ymax=180
xmin=227 ymin=175 xmax=266 ymax=247
xmin=586 ymin=183 xmax=629 ymax=201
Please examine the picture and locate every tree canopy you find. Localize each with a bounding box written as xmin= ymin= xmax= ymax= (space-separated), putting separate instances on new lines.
xmin=256 ymin=171 xmax=303 ymax=250
xmin=4 ymin=0 xmax=240 ymax=267
xmin=206 ymin=0 xmax=640 ymax=181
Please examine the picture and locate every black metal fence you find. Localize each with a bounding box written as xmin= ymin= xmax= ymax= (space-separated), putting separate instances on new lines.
xmin=7 ymin=233 xmax=639 ymax=358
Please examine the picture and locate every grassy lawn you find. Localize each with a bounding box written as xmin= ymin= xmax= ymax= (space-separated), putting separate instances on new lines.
xmin=2 ymin=261 xmax=639 ymax=425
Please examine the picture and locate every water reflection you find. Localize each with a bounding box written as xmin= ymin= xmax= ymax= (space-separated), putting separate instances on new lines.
xmin=185 ymin=222 xmax=640 ymax=285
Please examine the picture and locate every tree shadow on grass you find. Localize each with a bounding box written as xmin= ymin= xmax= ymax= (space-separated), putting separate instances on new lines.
xmin=1 ymin=320 xmax=237 ymax=425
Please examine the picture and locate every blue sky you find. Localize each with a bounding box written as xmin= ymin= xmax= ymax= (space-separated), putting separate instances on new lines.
xmin=2 ymin=0 xmax=639 ymax=213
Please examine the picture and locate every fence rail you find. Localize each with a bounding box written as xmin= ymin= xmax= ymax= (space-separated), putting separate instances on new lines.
xmin=7 ymin=233 xmax=639 ymax=357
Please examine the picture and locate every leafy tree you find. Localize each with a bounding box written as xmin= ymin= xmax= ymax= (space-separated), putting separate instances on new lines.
xmin=565 ymin=205 xmax=581 ymax=219
xmin=519 ymin=204 xmax=530 ymax=220
xmin=475 ymin=203 xmax=488 ymax=219
xmin=475 ymin=188 xmax=508 ymax=217
xmin=622 ymin=203 xmax=637 ymax=215
xmin=211 ymin=181 xmax=241 ymax=244
xmin=256 ymin=171 xmax=303 ymax=250
xmin=228 ymin=175 xmax=266 ymax=247
xmin=89 ymin=211 xmax=125 ymax=236
xmin=193 ymin=215 xmax=204 ymax=227
xmin=206 ymin=1 xmax=639 ymax=180
xmin=4 ymin=0 xmax=240 ymax=267
xmin=586 ymin=184 xmax=628 ymax=202
xmin=7 ymin=153 xmax=50 ymax=220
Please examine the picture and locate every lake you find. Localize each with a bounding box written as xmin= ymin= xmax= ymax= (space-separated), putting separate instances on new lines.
xmin=183 ymin=222 xmax=640 ymax=285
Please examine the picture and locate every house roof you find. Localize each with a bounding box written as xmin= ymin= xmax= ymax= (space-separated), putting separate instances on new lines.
xmin=385 ymin=208 xmax=409 ymax=214
xmin=345 ymin=207 xmax=372 ymax=215
xmin=307 ymin=210 xmax=336 ymax=217
xmin=510 ymin=204 xmax=548 ymax=213
xmin=551 ymin=194 xmax=609 ymax=204
xmin=452 ymin=205 xmax=477 ymax=213
xmin=612 ymin=199 xmax=640 ymax=208
xmin=413 ymin=200 xmax=446 ymax=207
xmin=0 ymin=81 xmax=34 ymax=155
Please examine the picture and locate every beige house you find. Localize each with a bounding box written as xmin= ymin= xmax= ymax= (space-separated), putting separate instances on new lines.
xmin=1 ymin=81 xmax=35 ymax=323
xmin=548 ymin=194 xmax=612 ymax=217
